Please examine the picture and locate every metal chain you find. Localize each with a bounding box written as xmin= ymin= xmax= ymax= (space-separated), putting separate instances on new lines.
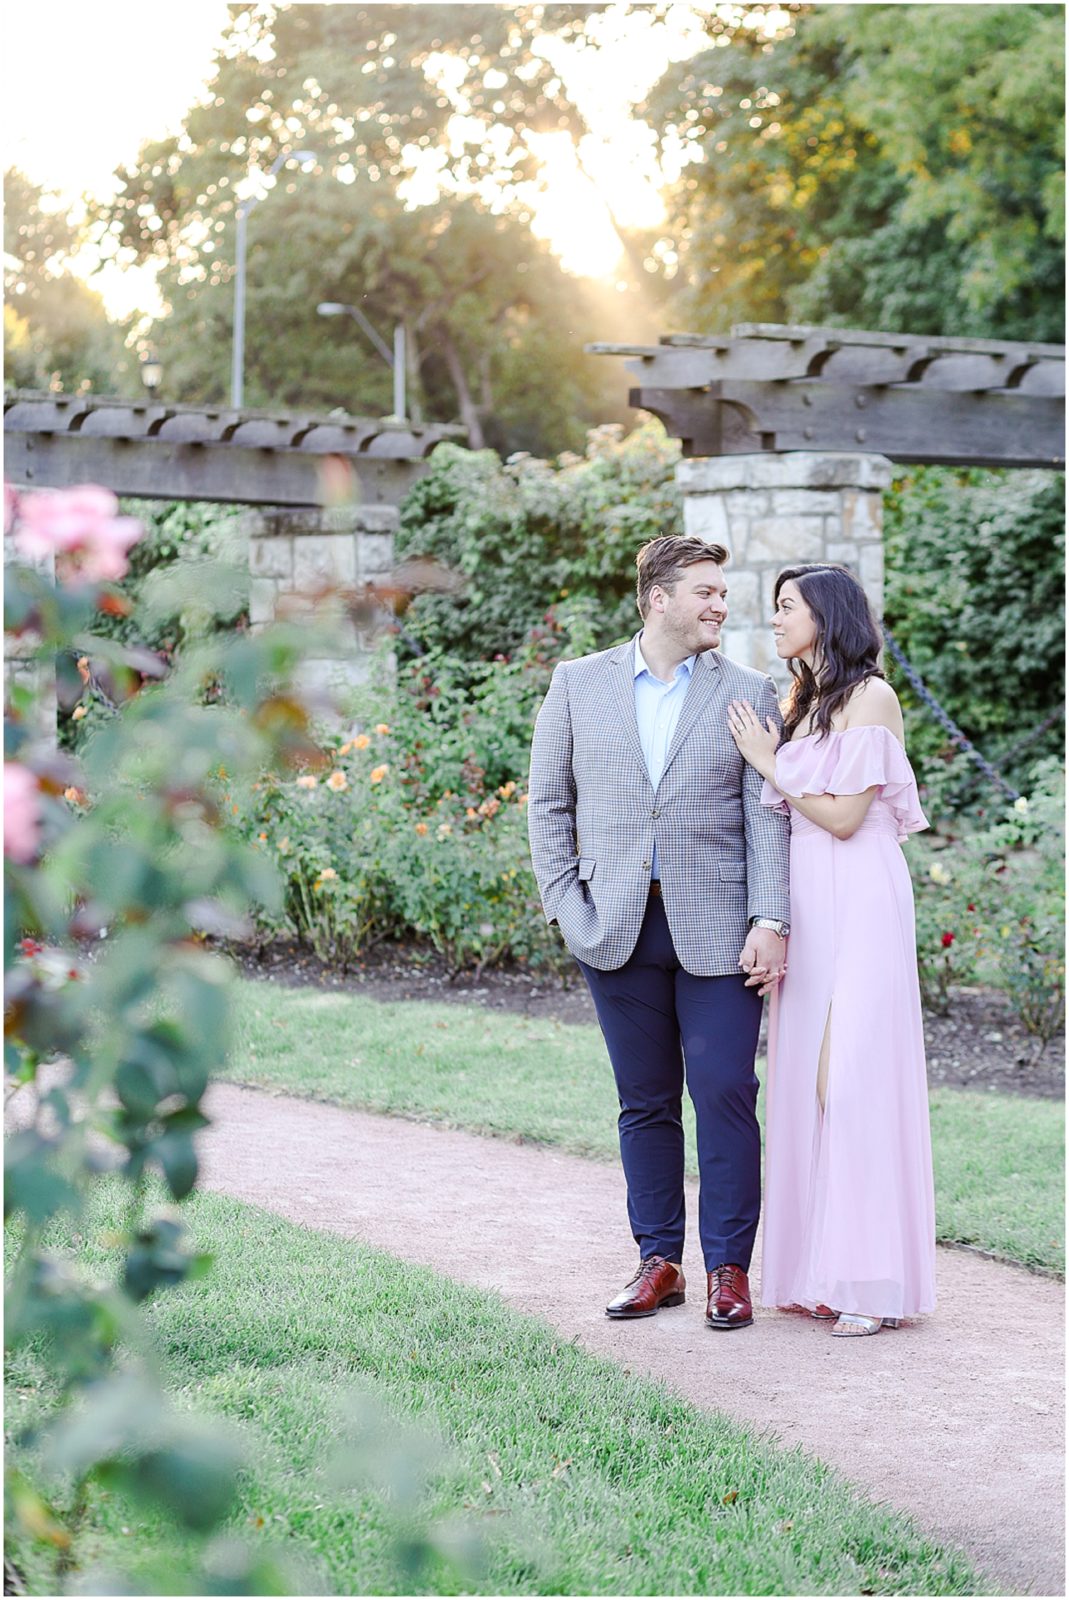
xmin=881 ymin=625 xmax=1024 ymax=801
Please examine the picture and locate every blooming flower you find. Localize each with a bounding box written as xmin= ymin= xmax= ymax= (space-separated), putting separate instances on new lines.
xmin=1013 ymin=796 xmax=1030 ymax=815
xmin=326 ymin=770 xmax=348 ymax=792
xmin=71 ymin=705 xmax=88 ymax=721
xmin=12 ymin=484 xmax=142 ymax=583
xmin=370 ymin=764 xmax=389 ymax=784
xmin=928 ymin=862 xmax=951 ymax=885
xmin=498 ymin=781 xmax=517 ymax=799
xmin=258 ymin=831 xmax=268 ymax=842
xmin=338 ymin=741 xmax=354 ymax=756
xmin=353 ymin=734 xmax=371 ymax=750
xmin=296 ymin=775 xmax=318 ymax=790
xmin=415 ymin=822 xmax=429 ymax=836
xmin=374 ymin=723 xmax=390 ymax=735
xmin=941 ymin=931 xmax=955 ymax=948
xmin=4 ymin=763 xmax=41 ymax=863
xmin=278 ymin=836 xmax=291 ymax=854
xmin=319 ymin=867 xmax=337 ymax=880
xmin=437 ymin=823 xmax=453 ymax=839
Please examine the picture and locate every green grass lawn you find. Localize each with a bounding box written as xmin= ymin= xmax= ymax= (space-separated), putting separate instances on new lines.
xmin=229 ymin=979 xmax=1065 ymax=1275
xmin=6 ymin=1183 xmax=985 ymax=1597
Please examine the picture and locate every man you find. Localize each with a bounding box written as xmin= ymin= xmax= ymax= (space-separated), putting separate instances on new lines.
xmin=527 ymin=536 xmax=790 ymax=1330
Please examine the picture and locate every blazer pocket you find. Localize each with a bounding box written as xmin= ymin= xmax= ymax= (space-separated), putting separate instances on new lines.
xmin=718 ymin=859 xmax=746 ymax=882
xmin=577 ymin=856 xmax=597 ymax=882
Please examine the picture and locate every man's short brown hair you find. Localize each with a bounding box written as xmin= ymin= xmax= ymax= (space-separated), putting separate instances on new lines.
xmin=635 ymin=535 xmax=729 ymax=619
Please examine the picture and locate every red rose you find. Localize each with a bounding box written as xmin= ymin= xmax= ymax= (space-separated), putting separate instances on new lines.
xmin=941 ymin=932 xmax=955 ymax=948
xmin=966 ymin=904 xmax=975 ymax=912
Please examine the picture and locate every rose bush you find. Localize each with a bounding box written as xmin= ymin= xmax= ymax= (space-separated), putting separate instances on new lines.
xmin=4 ymin=483 xmax=328 ymax=1591
xmin=227 ymin=651 xmax=570 ymax=975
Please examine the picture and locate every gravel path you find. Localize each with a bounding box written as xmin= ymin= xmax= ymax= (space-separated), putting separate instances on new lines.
xmin=199 ymin=1082 xmax=1065 ymax=1597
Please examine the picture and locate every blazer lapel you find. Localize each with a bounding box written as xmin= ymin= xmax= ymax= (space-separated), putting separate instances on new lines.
xmin=660 ymin=650 xmax=724 ymax=785
xmin=606 ymin=637 xmax=651 ymax=782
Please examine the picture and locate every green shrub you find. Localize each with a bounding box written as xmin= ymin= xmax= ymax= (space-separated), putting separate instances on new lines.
xmin=396 ymin=420 xmax=681 ymax=660
xmin=884 ymin=466 xmax=1064 ymax=813
xmin=909 ymin=761 xmax=1065 ymax=1041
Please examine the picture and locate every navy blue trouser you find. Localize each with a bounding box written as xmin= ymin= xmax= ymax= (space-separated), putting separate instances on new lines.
xmin=577 ymin=892 xmax=762 ymax=1272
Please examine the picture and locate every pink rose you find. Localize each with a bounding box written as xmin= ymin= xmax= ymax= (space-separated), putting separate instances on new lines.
xmin=10 ymin=485 xmax=142 ymax=583
xmin=4 ymin=763 xmax=42 ymax=864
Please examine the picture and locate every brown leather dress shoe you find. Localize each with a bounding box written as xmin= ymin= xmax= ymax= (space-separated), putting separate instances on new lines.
xmin=705 ymin=1264 xmax=753 ymax=1330
xmin=605 ymin=1255 xmax=686 ymax=1319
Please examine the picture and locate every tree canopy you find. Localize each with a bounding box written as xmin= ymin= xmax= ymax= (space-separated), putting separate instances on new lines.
xmin=15 ymin=3 xmax=1065 ymax=440
xmin=90 ymin=3 xmax=644 ymax=451
xmin=4 ymin=168 xmax=132 ymax=393
xmin=647 ymin=3 xmax=1064 ymax=340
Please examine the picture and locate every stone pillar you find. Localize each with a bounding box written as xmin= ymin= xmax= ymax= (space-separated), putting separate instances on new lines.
xmin=677 ymin=452 xmax=894 ymax=682
xmin=243 ymin=503 xmax=398 ymax=703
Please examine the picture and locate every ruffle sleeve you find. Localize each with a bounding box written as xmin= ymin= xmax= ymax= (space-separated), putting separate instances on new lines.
xmin=760 ymin=725 xmax=929 ymax=841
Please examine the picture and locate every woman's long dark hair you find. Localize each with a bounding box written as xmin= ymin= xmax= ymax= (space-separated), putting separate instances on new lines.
xmin=775 ymin=564 xmax=884 ymax=745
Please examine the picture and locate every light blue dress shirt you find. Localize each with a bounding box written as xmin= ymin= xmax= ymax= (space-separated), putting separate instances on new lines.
xmin=633 ymin=636 xmax=696 ymax=880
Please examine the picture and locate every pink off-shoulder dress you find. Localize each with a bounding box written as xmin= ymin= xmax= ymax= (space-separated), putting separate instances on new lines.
xmin=760 ymin=725 xmax=937 ymax=1320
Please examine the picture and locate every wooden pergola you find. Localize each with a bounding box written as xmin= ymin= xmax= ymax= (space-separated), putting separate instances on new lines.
xmin=3 ymin=392 xmax=464 ymax=507
xmin=588 ymin=324 xmax=1065 ymax=468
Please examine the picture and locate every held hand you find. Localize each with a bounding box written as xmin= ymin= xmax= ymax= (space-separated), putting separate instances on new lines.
xmin=738 ymin=927 xmax=787 ymax=998
xmin=728 ymin=699 xmax=779 ymax=779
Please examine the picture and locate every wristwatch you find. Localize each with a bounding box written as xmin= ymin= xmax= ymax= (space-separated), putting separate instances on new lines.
xmin=750 ymin=917 xmax=790 ymax=938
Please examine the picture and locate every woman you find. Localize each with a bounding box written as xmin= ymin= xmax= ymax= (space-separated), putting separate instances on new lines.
xmin=728 ymin=564 xmax=936 ymax=1337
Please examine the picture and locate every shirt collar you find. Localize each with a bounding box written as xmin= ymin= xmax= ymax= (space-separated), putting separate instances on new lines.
xmin=634 ymin=634 xmax=696 ymax=684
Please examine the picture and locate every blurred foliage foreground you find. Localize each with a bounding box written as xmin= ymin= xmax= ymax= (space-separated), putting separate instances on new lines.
xmin=3 ymin=485 xmax=480 ymax=1593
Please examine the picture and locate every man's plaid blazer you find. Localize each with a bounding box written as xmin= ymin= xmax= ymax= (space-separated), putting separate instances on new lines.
xmin=527 ymin=635 xmax=791 ymax=974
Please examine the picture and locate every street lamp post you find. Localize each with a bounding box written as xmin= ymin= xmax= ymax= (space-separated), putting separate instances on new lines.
xmin=231 ymin=149 xmax=317 ymax=409
xmin=317 ymin=301 xmax=407 ymax=421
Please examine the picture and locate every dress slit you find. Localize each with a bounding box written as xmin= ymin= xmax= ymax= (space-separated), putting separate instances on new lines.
xmin=815 ymin=1001 xmax=833 ymax=1116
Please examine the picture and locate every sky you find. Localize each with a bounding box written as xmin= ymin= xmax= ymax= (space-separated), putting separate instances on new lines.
xmin=2 ymin=2 xmax=785 ymax=320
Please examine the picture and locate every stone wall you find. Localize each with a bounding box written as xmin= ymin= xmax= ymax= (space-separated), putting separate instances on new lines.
xmin=243 ymin=503 xmax=398 ymax=702
xmin=678 ymin=452 xmax=894 ymax=682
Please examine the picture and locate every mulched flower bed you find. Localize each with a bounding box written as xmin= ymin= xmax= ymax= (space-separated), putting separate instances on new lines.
xmin=230 ymin=939 xmax=1064 ymax=1101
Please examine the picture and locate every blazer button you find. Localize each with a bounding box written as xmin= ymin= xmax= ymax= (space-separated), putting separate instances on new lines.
xmin=650 ymin=807 xmax=661 ymax=817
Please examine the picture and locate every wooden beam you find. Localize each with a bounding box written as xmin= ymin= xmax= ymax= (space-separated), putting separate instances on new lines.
xmin=631 ymin=380 xmax=1065 ymax=469
xmin=593 ymin=339 xmax=1065 ymax=395
xmin=3 ymin=391 xmax=462 ymax=506
xmin=3 ymin=432 xmax=430 ymax=507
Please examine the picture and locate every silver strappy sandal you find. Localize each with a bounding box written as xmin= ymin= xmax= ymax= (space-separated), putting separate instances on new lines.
xmin=830 ymin=1313 xmax=900 ymax=1337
